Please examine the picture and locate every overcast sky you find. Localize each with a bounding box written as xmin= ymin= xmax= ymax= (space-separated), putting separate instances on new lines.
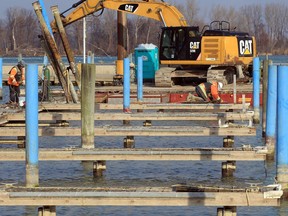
xmin=0 ymin=0 xmax=286 ymax=20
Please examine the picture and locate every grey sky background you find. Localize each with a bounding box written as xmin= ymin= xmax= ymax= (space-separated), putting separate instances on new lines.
xmin=0 ymin=0 xmax=286 ymax=20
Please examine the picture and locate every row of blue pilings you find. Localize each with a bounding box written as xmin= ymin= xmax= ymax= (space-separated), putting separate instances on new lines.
xmin=0 ymin=56 xmax=144 ymax=186
xmin=123 ymin=57 xmax=143 ymax=112
xmin=0 ymin=55 xmax=287 ymax=190
xmin=253 ymin=57 xmax=288 ymax=191
xmin=22 ymin=56 xmax=143 ymax=186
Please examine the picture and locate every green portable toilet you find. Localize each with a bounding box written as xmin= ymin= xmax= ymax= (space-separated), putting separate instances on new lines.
xmin=134 ymin=43 xmax=159 ymax=81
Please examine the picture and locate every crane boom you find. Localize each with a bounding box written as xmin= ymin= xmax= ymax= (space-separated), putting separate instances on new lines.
xmin=51 ymin=0 xmax=187 ymax=32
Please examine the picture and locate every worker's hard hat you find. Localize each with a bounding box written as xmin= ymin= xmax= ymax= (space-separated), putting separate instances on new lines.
xmin=218 ymin=82 xmax=223 ymax=90
xmin=17 ymin=60 xmax=25 ymax=68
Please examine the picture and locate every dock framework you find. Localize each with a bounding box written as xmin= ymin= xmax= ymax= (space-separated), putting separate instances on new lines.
xmin=0 ymin=100 xmax=282 ymax=215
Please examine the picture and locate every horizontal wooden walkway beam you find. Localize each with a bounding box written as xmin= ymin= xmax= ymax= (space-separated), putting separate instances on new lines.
xmin=0 ymin=125 xmax=256 ymax=137
xmin=2 ymin=111 xmax=254 ymax=122
xmin=0 ymin=147 xmax=267 ymax=161
xmin=96 ymin=103 xmax=251 ymax=111
xmin=0 ymin=187 xmax=279 ymax=207
xmin=37 ymin=102 xmax=250 ymax=111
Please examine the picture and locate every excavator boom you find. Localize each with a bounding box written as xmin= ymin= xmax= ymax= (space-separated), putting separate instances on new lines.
xmin=47 ymin=0 xmax=256 ymax=88
xmin=51 ymin=0 xmax=187 ymax=32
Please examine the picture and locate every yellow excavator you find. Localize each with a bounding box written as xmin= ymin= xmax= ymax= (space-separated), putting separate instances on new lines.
xmin=51 ymin=0 xmax=256 ymax=87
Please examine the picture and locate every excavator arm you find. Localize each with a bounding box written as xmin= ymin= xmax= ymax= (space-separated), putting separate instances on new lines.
xmin=51 ymin=0 xmax=187 ymax=32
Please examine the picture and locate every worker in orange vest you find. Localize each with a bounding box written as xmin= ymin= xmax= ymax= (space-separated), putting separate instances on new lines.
xmin=7 ymin=60 xmax=25 ymax=104
xmin=195 ymin=81 xmax=223 ymax=103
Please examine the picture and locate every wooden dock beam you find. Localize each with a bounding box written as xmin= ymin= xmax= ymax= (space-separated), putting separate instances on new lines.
xmin=34 ymin=102 xmax=251 ymax=112
xmin=0 ymin=125 xmax=256 ymax=137
xmin=2 ymin=111 xmax=254 ymax=122
xmin=0 ymin=186 xmax=280 ymax=207
xmin=0 ymin=148 xmax=267 ymax=161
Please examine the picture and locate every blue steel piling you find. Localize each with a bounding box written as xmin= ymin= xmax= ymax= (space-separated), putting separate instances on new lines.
xmin=123 ymin=58 xmax=131 ymax=113
xmin=87 ymin=56 xmax=92 ymax=64
xmin=43 ymin=55 xmax=48 ymax=67
xmin=87 ymin=52 xmax=94 ymax=64
xmin=38 ymin=0 xmax=53 ymax=34
xmin=276 ymin=65 xmax=288 ymax=190
xmin=265 ymin=65 xmax=277 ymax=159
xmin=253 ymin=57 xmax=260 ymax=123
xmin=137 ymin=56 xmax=143 ymax=102
xmin=0 ymin=58 xmax=2 ymax=100
xmin=25 ymin=64 xmax=39 ymax=187
xmin=87 ymin=53 xmax=92 ymax=64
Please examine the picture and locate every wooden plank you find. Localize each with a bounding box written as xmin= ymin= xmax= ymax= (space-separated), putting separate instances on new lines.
xmin=37 ymin=102 xmax=250 ymax=111
xmin=0 ymin=148 xmax=267 ymax=161
xmin=0 ymin=189 xmax=279 ymax=207
xmin=4 ymin=111 xmax=254 ymax=122
xmin=0 ymin=125 xmax=256 ymax=137
xmin=0 ymin=114 xmax=8 ymax=124
xmin=96 ymin=103 xmax=250 ymax=110
xmin=0 ymin=140 xmax=25 ymax=145
xmin=39 ymin=102 xmax=81 ymax=111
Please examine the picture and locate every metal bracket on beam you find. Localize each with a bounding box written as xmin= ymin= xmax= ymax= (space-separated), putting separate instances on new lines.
xmin=93 ymin=161 xmax=106 ymax=177
xmin=124 ymin=136 xmax=135 ymax=148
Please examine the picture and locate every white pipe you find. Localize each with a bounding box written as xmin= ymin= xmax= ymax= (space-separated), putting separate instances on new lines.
xmin=83 ymin=17 xmax=86 ymax=63
xmin=158 ymin=10 xmax=167 ymax=27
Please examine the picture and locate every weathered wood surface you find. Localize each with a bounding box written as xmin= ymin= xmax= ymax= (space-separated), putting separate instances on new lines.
xmin=0 ymin=186 xmax=279 ymax=207
xmin=34 ymin=102 xmax=250 ymax=111
xmin=0 ymin=125 xmax=256 ymax=137
xmin=97 ymin=103 xmax=250 ymax=111
xmin=0 ymin=147 xmax=266 ymax=161
xmin=1 ymin=111 xmax=254 ymax=122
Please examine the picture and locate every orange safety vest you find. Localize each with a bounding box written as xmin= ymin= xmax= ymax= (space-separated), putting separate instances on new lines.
xmin=198 ymin=81 xmax=220 ymax=101
xmin=8 ymin=66 xmax=25 ymax=86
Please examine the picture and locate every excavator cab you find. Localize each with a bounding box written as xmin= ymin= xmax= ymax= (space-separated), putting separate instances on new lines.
xmin=159 ymin=26 xmax=201 ymax=61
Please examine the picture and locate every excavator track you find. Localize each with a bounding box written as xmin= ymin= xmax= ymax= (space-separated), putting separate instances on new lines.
xmin=207 ymin=67 xmax=235 ymax=85
xmin=155 ymin=66 xmax=236 ymax=87
xmin=154 ymin=67 xmax=176 ymax=87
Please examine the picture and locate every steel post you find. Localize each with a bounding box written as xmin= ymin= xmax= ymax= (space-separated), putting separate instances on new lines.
xmin=262 ymin=60 xmax=271 ymax=136
xmin=137 ymin=56 xmax=143 ymax=102
xmin=38 ymin=0 xmax=53 ymax=34
xmin=276 ymin=65 xmax=288 ymax=188
xmin=265 ymin=65 xmax=277 ymax=159
xmin=253 ymin=57 xmax=260 ymax=123
xmin=25 ymin=64 xmax=39 ymax=187
xmin=123 ymin=58 xmax=131 ymax=113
